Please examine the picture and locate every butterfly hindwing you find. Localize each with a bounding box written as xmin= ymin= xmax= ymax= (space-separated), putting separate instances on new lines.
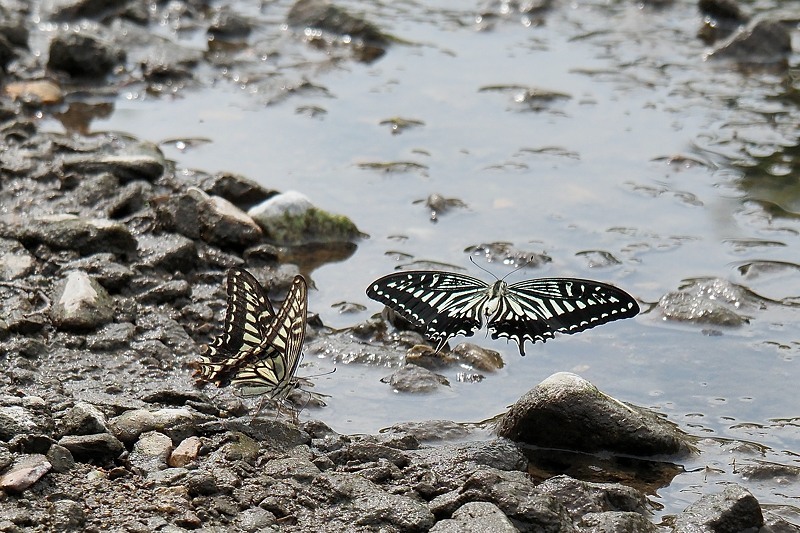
xmin=366 ymin=270 xmax=639 ymax=355
xmin=367 ymin=271 xmax=491 ymax=351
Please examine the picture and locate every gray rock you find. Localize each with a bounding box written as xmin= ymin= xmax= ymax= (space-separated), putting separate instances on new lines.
xmin=208 ymin=6 xmax=253 ymax=40
xmin=50 ymin=271 xmax=115 ymax=331
xmin=262 ymin=456 xmax=321 ymax=483
xmin=0 ymin=454 xmax=51 ymax=493
xmin=138 ymin=279 xmax=191 ymax=304
xmin=0 ymin=406 xmax=41 ymax=440
xmin=248 ymin=190 xmax=363 ymax=246
xmin=310 ymin=471 xmax=435 ymax=531
xmin=429 ymin=501 xmax=519 ymax=533
xmin=48 ymin=499 xmax=86 ymax=531
xmin=135 ymin=233 xmax=197 ymax=272
xmin=47 ymin=26 xmax=125 ymax=78
xmin=673 ymin=484 xmax=763 ymax=532
xmin=0 ymin=238 xmax=35 ymax=280
xmin=496 ymin=372 xmax=693 ymax=456
xmin=57 ymin=433 xmax=124 ymax=462
xmin=0 ymin=214 xmax=136 ymax=256
xmin=381 ymin=364 xmax=450 ymax=393
xmin=45 ymin=444 xmax=76 ymax=473
xmin=189 ymin=188 xmax=264 ymax=250
xmin=199 ymin=172 xmax=276 ymax=210
xmin=465 ymin=242 xmax=552 ymax=269
xmin=130 ymin=431 xmax=173 ymax=473
xmin=709 ymin=19 xmax=792 ymax=63
xmin=657 ymin=278 xmax=756 ymax=327
xmin=429 ymin=468 xmax=575 ymax=532
xmin=237 ymin=507 xmax=278 ymax=532
xmin=59 ymin=402 xmax=109 ymax=436
xmin=108 ymin=408 xmax=195 ymax=443
xmin=60 ymin=136 xmax=165 ymax=183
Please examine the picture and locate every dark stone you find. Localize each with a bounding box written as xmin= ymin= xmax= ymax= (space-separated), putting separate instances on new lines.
xmin=135 ymin=233 xmax=197 ymax=272
xmin=0 ymin=215 xmax=136 ymax=257
xmin=287 ymin=0 xmax=389 ymax=47
xmin=496 ymin=373 xmax=694 ymax=457
xmin=709 ymin=19 xmax=792 ymax=63
xmin=47 ymin=30 xmax=125 ymax=78
xmin=200 ymin=172 xmax=276 ymax=211
xmin=57 ymin=433 xmax=124 ymax=462
xmin=381 ymin=364 xmax=450 ymax=393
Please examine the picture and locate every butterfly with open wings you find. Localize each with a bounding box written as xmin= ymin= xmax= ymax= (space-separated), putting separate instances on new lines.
xmin=192 ymin=267 xmax=307 ymax=403
xmin=366 ymin=270 xmax=639 ymax=355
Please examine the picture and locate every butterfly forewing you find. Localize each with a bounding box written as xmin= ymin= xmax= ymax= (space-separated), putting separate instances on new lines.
xmin=229 ymin=275 xmax=308 ymax=401
xmin=366 ymin=270 xmax=639 ymax=355
xmin=367 ymin=271 xmax=491 ymax=351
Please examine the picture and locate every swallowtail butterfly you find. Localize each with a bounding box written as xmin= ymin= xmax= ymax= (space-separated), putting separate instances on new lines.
xmin=193 ymin=267 xmax=308 ymax=403
xmin=366 ymin=270 xmax=639 ymax=355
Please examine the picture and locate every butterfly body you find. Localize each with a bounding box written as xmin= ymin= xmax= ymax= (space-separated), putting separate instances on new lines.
xmin=367 ymin=271 xmax=639 ymax=355
xmin=193 ymin=268 xmax=308 ymax=404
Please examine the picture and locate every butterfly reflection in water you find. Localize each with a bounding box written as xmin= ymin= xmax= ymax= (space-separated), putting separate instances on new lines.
xmin=366 ymin=269 xmax=639 ymax=355
xmin=192 ymin=267 xmax=308 ymax=413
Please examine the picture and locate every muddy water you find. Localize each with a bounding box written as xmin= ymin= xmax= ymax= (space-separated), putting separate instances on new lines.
xmin=45 ymin=0 xmax=799 ymax=520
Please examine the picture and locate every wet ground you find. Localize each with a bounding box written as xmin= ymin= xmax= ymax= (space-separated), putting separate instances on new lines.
xmin=6 ymin=0 xmax=800 ymax=526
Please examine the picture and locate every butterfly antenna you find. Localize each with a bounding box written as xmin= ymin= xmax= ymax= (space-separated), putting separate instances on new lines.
xmin=500 ymin=256 xmax=537 ymax=282
xmin=469 ymin=255 xmax=499 ymax=281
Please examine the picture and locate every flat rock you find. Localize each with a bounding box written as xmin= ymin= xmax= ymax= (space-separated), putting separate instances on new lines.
xmin=0 ymin=214 xmax=136 ymax=256
xmin=108 ymin=408 xmax=195 ymax=443
xmin=381 ymin=364 xmax=450 ymax=393
xmin=495 ymin=372 xmax=693 ymax=456
xmin=0 ymin=454 xmax=51 ymax=493
xmin=57 ymin=433 xmax=125 ymax=462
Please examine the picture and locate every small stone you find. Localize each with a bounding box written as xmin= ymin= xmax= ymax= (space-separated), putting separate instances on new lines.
xmin=59 ymin=402 xmax=109 ymax=436
xmin=452 ymin=343 xmax=504 ymax=372
xmin=57 ymin=433 xmax=124 ymax=462
xmin=108 ymin=408 xmax=195 ymax=443
xmin=168 ymin=436 xmax=201 ymax=468
xmin=0 ymin=455 xmax=52 ymax=493
xmin=136 ymin=233 xmax=197 ymax=272
xmin=46 ymin=444 xmax=76 ymax=473
xmin=0 ymin=238 xmax=35 ymax=280
xmin=50 ymin=271 xmax=115 ymax=331
xmin=674 ymin=484 xmax=764 ymax=532
xmin=130 ymin=431 xmax=173 ymax=473
xmin=49 ymin=499 xmax=86 ymax=531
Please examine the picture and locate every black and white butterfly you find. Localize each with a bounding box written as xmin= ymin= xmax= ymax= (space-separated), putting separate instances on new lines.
xmin=193 ymin=267 xmax=308 ymax=404
xmin=366 ymin=270 xmax=639 ymax=355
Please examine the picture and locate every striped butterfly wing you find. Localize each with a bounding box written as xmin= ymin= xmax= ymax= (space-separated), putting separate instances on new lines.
xmin=366 ymin=271 xmax=492 ymax=352
xmin=230 ymin=275 xmax=308 ymax=401
xmin=493 ymin=278 xmax=640 ymax=355
xmin=194 ymin=267 xmax=276 ymax=386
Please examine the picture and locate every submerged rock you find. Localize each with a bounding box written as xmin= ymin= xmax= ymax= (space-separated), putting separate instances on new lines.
xmin=708 ymin=19 xmax=792 ymax=64
xmin=495 ymin=372 xmax=693 ymax=457
xmin=248 ymin=190 xmax=364 ymax=246
xmin=47 ymin=27 xmax=126 ymax=78
xmin=381 ymin=364 xmax=450 ymax=393
xmin=657 ymin=278 xmax=757 ymax=327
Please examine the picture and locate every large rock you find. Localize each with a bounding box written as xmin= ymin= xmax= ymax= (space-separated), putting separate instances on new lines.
xmin=0 ymin=214 xmax=136 ymax=256
xmin=248 ymin=190 xmax=363 ymax=246
xmin=429 ymin=501 xmax=518 ymax=533
xmin=495 ymin=372 xmax=693 ymax=457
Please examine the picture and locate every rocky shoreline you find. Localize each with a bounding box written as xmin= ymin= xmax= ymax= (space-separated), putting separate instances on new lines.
xmin=0 ymin=0 xmax=797 ymax=531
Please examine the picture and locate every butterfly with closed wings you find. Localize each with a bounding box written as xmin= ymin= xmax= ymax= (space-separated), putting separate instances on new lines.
xmin=192 ymin=267 xmax=308 ymax=405
xmin=366 ymin=270 xmax=639 ymax=355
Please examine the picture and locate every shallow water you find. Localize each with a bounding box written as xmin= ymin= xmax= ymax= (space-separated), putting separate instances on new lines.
xmin=44 ymin=0 xmax=800 ymax=520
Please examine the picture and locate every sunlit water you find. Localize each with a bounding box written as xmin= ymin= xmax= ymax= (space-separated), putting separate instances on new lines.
xmin=43 ymin=0 xmax=799 ymax=520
